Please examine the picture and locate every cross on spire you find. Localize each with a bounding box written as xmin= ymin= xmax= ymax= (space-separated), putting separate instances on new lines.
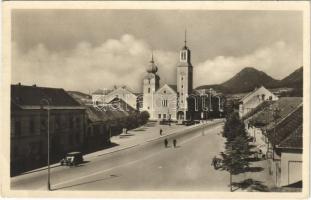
xmin=151 ymin=50 xmax=154 ymax=63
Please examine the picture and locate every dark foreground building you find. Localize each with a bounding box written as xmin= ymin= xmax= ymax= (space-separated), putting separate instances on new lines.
xmin=11 ymin=84 xmax=85 ymax=175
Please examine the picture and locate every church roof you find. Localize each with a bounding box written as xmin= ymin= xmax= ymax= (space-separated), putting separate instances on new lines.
xmin=168 ymin=85 xmax=177 ymax=93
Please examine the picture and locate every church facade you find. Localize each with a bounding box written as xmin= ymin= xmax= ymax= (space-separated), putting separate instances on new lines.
xmin=142 ymin=34 xmax=215 ymax=121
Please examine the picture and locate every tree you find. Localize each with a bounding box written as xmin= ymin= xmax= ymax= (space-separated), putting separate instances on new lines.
xmin=221 ymin=112 xmax=253 ymax=191
xmin=140 ymin=111 xmax=150 ymax=125
xmin=223 ymin=112 xmax=246 ymax=140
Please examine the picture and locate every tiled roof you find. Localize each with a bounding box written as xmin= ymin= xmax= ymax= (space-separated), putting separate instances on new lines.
xmin=11 ymin=84 xmax=81 ymax=107
xmin=243 ymin=100 xmax=274 ymax=120
xmin=250 ymin=97 xmax=302 ymax=127
xmin=86 ymin=98 xmax=136 ymax=123
xmin=266 ymin=105 xmax=302 ymax=146
xmin=278 ymin=125 xmax=302 ymax=150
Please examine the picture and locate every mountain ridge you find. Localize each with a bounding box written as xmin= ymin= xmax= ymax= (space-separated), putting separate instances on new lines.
xmin=196 ymin=66 xmax=303 ymax=94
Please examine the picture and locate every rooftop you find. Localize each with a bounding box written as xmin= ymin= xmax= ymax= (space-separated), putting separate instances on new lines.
xmin=11 ymin=84 xmax=81 ymax=108
xmin=277 ymin=125 xmax=302 ymax=150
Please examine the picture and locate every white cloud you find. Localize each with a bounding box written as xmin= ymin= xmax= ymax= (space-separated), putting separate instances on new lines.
xmin=12 ymin=34 xmax=178 ymax=93
xmin=12 ymin=37 xmax=301 ymax=94
xmin=194 ymin=41 xmax=302 ymax=87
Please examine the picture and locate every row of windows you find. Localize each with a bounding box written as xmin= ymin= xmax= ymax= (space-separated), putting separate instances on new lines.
xmin=13 ymin=116 xmax=83 ymax=137
xmin=158 ymin=114 xmax=172 ymax=119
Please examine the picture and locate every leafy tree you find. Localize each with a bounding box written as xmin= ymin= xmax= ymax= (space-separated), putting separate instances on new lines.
xmin=221 ymin=112 xmax=253 ymax=191
xmin=140 ymin=111 xmax=150 ymax=125
xmin=223 ymin=112 xmax=246 ymax=140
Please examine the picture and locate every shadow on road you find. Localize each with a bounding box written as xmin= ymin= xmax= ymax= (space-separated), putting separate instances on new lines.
xmin=244 ymin=166 xmax=264 ymax=172
xmin=52 ymin=174 xmax=119 ymax=191
xmin=232 ymin=178 xmax=269 ymax=192
xmin=20 ymin=164 xmax=61 ymax=176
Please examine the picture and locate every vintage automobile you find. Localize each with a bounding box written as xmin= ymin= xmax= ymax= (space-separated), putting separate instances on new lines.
xmin=60 ymin=152 xmax=84 ymax=166
xmin=182 ymin=120 xmax=196 ymax=126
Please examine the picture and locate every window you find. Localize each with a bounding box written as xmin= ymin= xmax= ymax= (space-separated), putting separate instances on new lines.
xmin=69 ymin=117 xmax=74 ymax=128
xmin=269 ymin=96 xmax=272 ymax=100
xmin=164 ymin=90 xmax=166 ymax=94
xmin=76 ymin=117 xmax=80 ymax=128
xmin=29 ymin=119 xmax=35 ymax=133
xmin=76 ymin=133 xmax=80 ymax=144
xmin=163 ymin=114 xmax=167 ymax=119
xmin=148 ymin=88 xmax=150 ymax=93
xmin=15 ymin=121 xmax=21 ymax=136
xmin=40 ymin=119 xmax=47 ymax=132
xmin=158 ymin=114 xmax=161 ymax=119
xmin=148 ymin=79 xmax=150 ymax=84
xmin=181 ymin=77 xmax=183 ymax=81
xmin=147 ymin=106 xmax=150 ymax=110
xmin=162 ymin=100 xmax=168 ymax=107
xmin=55 ymin=117 xmax=61 ymax=130
xmin=169 ymin=114 xmax=172 ymax=119
xmin=181 ymin=85 xmax=183 ymax=88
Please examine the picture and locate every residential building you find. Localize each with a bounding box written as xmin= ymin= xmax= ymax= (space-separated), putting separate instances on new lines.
xmin=11 ymin=84 xmax=85 ymax=175
xmin=239 ymin=86 xmax=278 ymax=118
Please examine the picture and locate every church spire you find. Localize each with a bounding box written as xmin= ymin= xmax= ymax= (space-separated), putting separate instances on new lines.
xmin=151 ymin=51 xmax=154 ymax=63
xmin=184 ymin=29 xmax=187 ymax=47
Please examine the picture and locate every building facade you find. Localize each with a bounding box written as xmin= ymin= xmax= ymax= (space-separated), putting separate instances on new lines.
xmin=142 ymin=34 xmax=224 ymax=121
xmin=239 ymin=86 xmax=278 ymax=118
xmin=11 ymin=84 xmax=85 ymax=175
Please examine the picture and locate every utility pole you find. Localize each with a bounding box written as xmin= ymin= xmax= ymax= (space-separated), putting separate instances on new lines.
xmin=41 ymin=98 xmax=51 ymax=191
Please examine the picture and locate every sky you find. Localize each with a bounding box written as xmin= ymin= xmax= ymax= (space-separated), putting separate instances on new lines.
xmin=12 ymin=9 xmax=303 ymax=93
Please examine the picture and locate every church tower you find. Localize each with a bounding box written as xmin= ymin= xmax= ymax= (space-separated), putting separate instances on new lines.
xmin=177 ymin=30 xmax=193 ymax=120
xmin=143 ymin=53 xmax=160 ymax=117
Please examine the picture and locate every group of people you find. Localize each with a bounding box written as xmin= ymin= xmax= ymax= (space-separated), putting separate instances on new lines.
xmin=164 ymin=138 xmax=177 ymax=148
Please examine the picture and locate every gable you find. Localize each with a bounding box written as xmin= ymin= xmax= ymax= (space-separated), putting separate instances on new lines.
xmin=156 ymin=84 xmax=177 ymax=95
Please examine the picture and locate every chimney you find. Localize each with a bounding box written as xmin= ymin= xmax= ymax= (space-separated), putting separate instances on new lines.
xmin=32 ymin=84 xmax=37 ymax=87
xmin=17 ymin=82 xmax=21 ymax=86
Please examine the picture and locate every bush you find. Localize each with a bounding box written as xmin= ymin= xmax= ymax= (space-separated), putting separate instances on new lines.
xmin=140 ymin=111 xmax=150 ymax=124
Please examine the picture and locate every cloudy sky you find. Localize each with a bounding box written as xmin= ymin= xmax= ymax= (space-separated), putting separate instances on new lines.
xmin=12 ymin=9 xmax=302 ymax=93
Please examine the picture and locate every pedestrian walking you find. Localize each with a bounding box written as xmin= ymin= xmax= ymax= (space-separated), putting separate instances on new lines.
xmin=160 ymin=128 xmax=163 ymax=136
xmin=164 ymin=139 xmax=168 ymax=148
xmin=173 ymin=139 xmax=177 ymax=148
xmin=212 ymin=156 xmax=217 ymax=169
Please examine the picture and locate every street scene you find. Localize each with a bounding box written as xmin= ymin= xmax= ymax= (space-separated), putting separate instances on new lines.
xmin=7 ymin=4 xmax=306 ymax=194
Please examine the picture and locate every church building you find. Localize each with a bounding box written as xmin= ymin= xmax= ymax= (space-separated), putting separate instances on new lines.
xmin=142 ymin=33 xmax=214 ymax=121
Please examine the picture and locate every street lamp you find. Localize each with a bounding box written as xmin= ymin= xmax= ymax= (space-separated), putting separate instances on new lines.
xmin=41 ymin=98 xmax=51 ymax=191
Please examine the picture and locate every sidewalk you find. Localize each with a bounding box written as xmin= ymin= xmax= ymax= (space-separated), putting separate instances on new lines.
xmin=17 ymin=119 xmax=223 ymax=176
xmin=85 ymin=120 xmax=223 ymax=159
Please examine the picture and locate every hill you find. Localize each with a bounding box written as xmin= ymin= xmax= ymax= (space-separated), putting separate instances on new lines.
xmin=196 ymin=67 xmax=302 ymax=94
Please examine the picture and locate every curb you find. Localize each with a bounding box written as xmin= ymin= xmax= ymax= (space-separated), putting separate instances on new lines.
xmin=92 ymin=144 xmax=140 ymax=157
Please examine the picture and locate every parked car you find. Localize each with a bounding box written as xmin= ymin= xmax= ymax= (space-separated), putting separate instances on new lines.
xmin=60 ymin=152 xmax=84 ymax=166
xmin=183 ymin=120 xmax=196 ymax=126
xmin=160 ymin=119 xmax=172 ymax=125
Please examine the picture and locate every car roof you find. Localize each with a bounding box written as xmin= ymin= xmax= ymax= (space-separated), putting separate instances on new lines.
xmin=67 ymin=152 xmax=82 ymax=155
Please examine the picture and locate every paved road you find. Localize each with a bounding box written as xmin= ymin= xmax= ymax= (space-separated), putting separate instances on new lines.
xmin=11 ymin=122 xmax=229 ymax=191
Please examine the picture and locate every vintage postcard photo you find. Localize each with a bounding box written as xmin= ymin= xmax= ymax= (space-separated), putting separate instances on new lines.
xmin=1 ymin=1 xmax=310 ymax=198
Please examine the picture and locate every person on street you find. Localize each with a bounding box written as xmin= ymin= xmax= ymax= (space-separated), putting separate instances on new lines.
xmin=212 ymin=156 xmax=218 ymax=169
xmin=173 ymin=139 xmax=177 ymax=148
xmin=160 ymin=128 xmax=163 ymax=136
xmin=164 ymin=139 xmax=168 ymax=148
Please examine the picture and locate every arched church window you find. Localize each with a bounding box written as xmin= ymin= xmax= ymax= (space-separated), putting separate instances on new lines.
xmin=148 ymin=88 xmax=150 ymax=93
